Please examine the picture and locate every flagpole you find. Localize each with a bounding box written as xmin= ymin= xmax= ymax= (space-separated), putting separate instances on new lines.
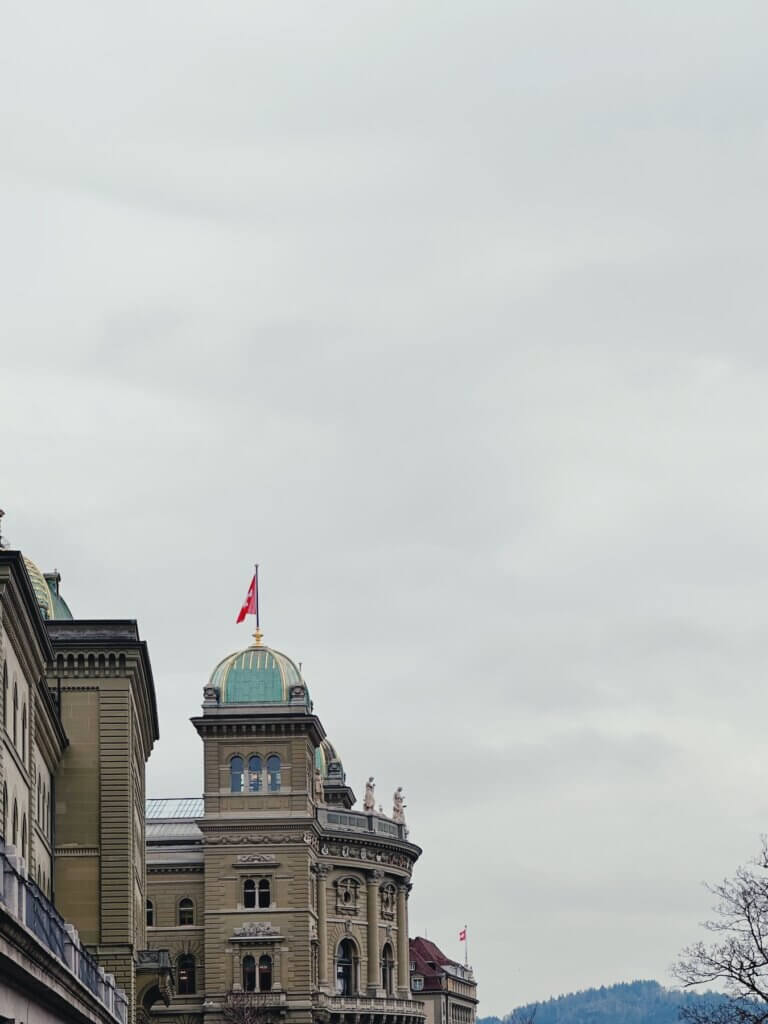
xmin=254 ymin=564 xmax=260 ymax=629
xmin=464 ymin=924 xmax=468 ymax=968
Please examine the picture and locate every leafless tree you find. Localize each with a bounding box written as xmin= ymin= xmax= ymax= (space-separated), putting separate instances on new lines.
xmin=674 ymin=839 xmax=768 ymax=1024
xmin=221 ymin=992 xmax=274 ymax=1024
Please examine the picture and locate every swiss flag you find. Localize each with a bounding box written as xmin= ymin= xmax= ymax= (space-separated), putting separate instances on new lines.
xmin=459 ymin=928 xmax=467 ymax=942
xmin=236 ymin=574 xmax=256 ymax=623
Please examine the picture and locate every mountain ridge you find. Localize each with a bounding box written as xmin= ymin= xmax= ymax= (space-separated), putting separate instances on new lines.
xmin=479 ymin=979 xmax=732 ymax=1024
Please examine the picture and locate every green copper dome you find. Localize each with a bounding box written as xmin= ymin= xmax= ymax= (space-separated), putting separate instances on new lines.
xmin=211 ymin=639 xmax=307 ymax=705
xmin=315 ymin=738 xmax=342 ymax=778
xmin=23 ymin=557 xmax=73 ymax=621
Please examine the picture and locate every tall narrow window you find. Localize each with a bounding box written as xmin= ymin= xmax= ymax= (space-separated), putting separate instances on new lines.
xmin=248 ymin=755 xmax=262 ymax=792
xmin=21 ymin=705 xmax=26 ymax=762
xmin=21 ymin=814 xmax=27 ymax=861
xmin=2 ymin=782 xmax=7 ymax=841
xmin=37 ymin=778 xmax=41 ymax=822
xmin=12 ymin=799 xmax=18 ymax=848
xmin=2 ymin=663 xmax=7 ymax=728
xmin=258 ymin=878 xmax=271 ymax=908
xmin=244 ymin=879 xmax=256 ymax=908
xmin=267 ymin=755 xmax=281 ymax=792
xmin=178 ymin=898 xmax=194 ymax=925
xmin=12 ymin=682 xmax=17 ymax=746
xmin=381 ymin=943 xmax=395 ymax=995
xmin=230 ymin=756 xmax=244 ymax=793
xmin=146 ymin=899 xmax=154 ymax=927
xmin=177 ymin=954 xmax=196 ymax=994
xmin=258 ymin=955 xmax=273 ymax=992
xmin=336 ymin=939 xmax=358 ymax=996
xmin=243 ymin=955 xmax=256 ymax=992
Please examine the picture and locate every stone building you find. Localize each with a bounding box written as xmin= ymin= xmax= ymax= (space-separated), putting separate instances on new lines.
xmin=0 ymin=543 xmax=171 ymax=1024
xmin=408 ymin=938 xmax=477 ymax=1024
xmin=145 ymin=627 xmax=427 ymax=1024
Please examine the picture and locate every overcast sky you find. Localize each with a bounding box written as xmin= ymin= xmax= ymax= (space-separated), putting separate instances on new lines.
xmin=3 ymin=1 xmax=768 ymax=1014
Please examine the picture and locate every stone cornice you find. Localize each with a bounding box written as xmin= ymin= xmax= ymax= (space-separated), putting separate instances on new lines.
xmin=46 ymin=620 xmax=160 ymax=759
xmin=0 ymin=553 xmax=53 ymax=683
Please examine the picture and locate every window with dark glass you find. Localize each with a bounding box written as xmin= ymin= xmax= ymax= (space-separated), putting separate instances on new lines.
xmin=12 ymin=799 xmax=18 ymax=848
xmin=21 ymin=705 xmax=26 ymax=762
xmin=12 ymin=682 xmax=17 ymax=745
xmin=336 ymin=938 xmax=357 ymax=996
xmin=244 ymin=879 xmax=256 ymax=908
xmin=177 ymin=954 xmax=196 ymax=994
xmin=258 ymin=878 xmax=271 ymax=908
xmin=2 ymin=663 xmax=7 ymax=728
xmin=243 ymin=955 xmax=256 ymax=992
xmin=248 ymin=755 xmax=262 ymax=792
xmin=146 ymin=899 xmax=154 ymax=927
xmin=21 ymin=814 xmax=26 ymax=860
xmin=259 ymin=955 xmax=273 ymax=992
xmin=178 ymin=898 xmax=194 ymax=925
xmin=2 ymin=782 xmax=6 ymax=841
xmin=267 ymin=755 xmax=281 ymax=792
xmin=230 ymin=756 xmax=244 ymax=793
xmin=37 ymin=778 xmax=41 ymax=823
xmin=381 ymin=943 xmax=395 ymax=995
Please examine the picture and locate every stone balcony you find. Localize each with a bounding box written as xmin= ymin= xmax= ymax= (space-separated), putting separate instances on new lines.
xmin=315 ymin=992 xmax=426 ymax=1024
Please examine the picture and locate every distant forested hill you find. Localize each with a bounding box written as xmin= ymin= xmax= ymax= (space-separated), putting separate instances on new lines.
xmin=479 ymin=979 xmax=734 ymax=1024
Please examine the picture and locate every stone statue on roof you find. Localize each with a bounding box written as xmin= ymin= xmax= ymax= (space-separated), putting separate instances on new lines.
xmin=363 ymin=776 xmax=376 ymax=812
xmin=393 ymin=787 xmax=406 ymax=824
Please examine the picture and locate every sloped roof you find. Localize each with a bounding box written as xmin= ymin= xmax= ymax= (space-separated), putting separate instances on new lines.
xmin=146 ymin=797 xmax=203 ymax=819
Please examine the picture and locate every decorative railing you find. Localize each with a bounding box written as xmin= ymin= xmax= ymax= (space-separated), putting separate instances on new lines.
xmin=1 ymin=841 xmax=128 ymax=1022
xmin=317 ymin=809 xmax=407 ymax=840
xmin=316 ymin=993 xmax=426 ymax=1016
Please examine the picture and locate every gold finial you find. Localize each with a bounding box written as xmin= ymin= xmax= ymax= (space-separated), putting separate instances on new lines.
xmin=250 ymin=628 xmax=264 ymax=648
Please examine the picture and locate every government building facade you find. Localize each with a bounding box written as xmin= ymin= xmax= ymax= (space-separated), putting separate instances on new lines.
xmin=0 ymin=532 xmax=477 ymax=1024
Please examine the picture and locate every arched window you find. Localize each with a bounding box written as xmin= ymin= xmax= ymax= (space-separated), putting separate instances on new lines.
xmin=336 ymin=938 xmax=358 ymax=996
xmin=46 ymin=788 xmax=50 ymax=837
xmin=146 ymin=899 xmax=154 ymax=927
xmin=178 ymin=898 xmax=194 ymax=926
xmin=381 ymin=943 xmax=395 ymax=995
xmin=267 ymin=755 xmax=281 ymax=792
xmin=244 ymin=879 xmax=256 ymax=908
xmin=37 ymin=778 xmax=41 ymax=822
xmin=12 ymin=799 xmax=18 ymax=848
xmin=177 ymin=954 xmax=196 ymax=994
xmin=258 ymin=954 xmax=273 ymax=992
xmin=248 ymin=755 xmax=262 ymax=792
xmin=21 ymin=814 xmax=27 ymax=861
xmin=2 ymin=782 xmax=7 ymax=841
xmin=230 ymin=756 xmax=244 ymax=793
xmin=2 ymin=663 xmax=7 ymax=728
xmin=21 ymin=705 xmax=26 ymax=763
xmin=243 ymin=955 xmax=256 ymax=992
xmin=12 ymin=682 xmax=18 ymax=745
xmin=258 ymin=878 xmax=271 ymax=908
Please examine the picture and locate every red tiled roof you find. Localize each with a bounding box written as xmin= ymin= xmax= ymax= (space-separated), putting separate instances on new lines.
xmin=409 ymin=936 xmax=463 ymax=990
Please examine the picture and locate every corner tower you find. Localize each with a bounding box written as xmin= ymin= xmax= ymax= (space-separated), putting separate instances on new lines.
xmin=149 ymin=624 xmax=425 ymax=1024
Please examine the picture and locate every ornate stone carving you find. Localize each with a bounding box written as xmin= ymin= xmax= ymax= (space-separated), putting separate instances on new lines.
xmin=335 ymin=876 xmax=360 ymax=915
xmin=380 ymin=883 xmax=396 ymax=919
xmin=232 ymin=921 xmax=280 ymax=938
xmin=234 ymin=853 xmax=277 ymax=865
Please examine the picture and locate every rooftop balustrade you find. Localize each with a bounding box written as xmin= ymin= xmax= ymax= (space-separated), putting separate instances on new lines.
xmin=1 ymin=842 xmax=128 ymax=1023
xmin=316 ymin=808 xmax=408 ymax=840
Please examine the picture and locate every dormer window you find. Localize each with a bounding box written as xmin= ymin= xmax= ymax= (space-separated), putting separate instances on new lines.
xmin=412 ymin=975 xmax=424 ymax=992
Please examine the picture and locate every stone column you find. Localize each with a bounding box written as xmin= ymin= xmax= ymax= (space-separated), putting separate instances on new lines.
xmin=397 ymin=883 xmax=411 ymax=997
xmin=367 ymin=869 xmax=383 ymax=995
xmin=316 ymin=865 xmax=330 ymax=990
